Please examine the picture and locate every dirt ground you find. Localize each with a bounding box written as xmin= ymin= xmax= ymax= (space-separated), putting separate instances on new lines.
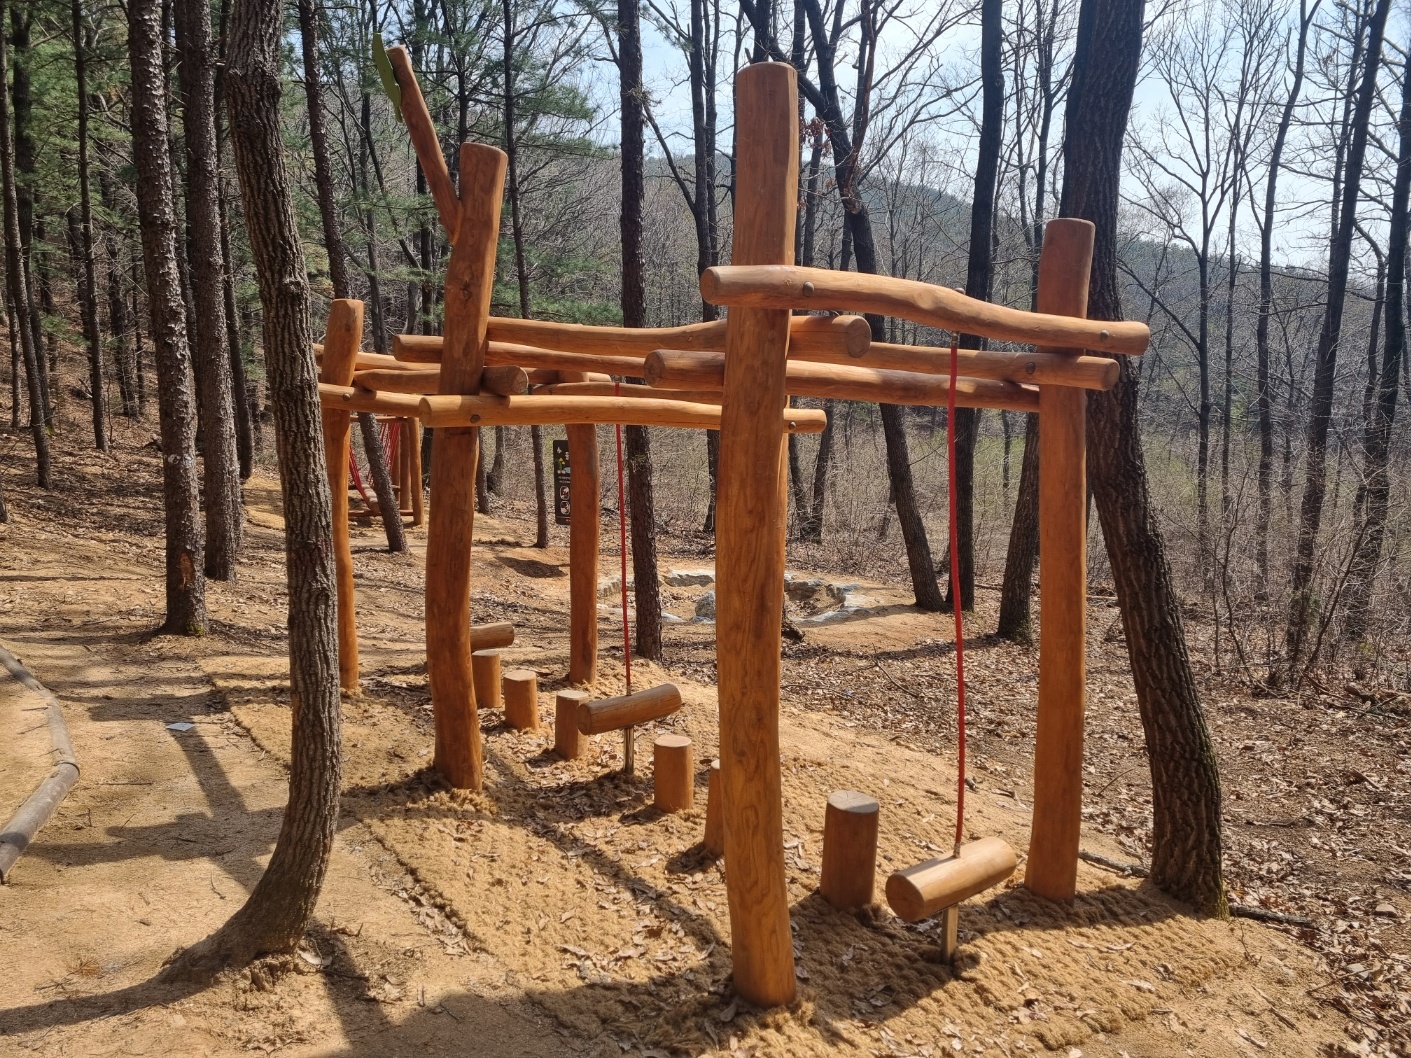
xmin=1 ymin=426 xmax=1407 ymax=1058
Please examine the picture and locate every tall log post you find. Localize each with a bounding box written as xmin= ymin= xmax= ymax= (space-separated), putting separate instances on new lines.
xmin=713 ymin=62 xmax=799 ymax=1007
xmin=408 ymin=417 xmax=424 ymax=526
xmin=566 ymin=416 xmax=600 ymax=685
xmin=317 ymin=298 xmax=363 ymax=691
xmin=425 ymin=144 xmax=506 ymax=790
xmin=1025 ymin=218 xmax=1095 ymax=900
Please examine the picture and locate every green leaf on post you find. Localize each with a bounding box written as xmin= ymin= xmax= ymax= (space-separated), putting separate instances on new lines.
xmin=372 ymin=32 xmax=403 ymax=123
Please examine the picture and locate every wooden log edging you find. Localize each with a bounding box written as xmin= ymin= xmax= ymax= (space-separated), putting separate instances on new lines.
xmin=0 ymin=643 xmax=80 ymax=883
xmin=700 ymin=263 xmax=1151 ymax=355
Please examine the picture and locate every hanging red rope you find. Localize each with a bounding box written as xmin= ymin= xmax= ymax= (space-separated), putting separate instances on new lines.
xmin=614 ymin=381 xmax=633 ymax=696
xmin=947 ymin=337 xmax=967 ymax=853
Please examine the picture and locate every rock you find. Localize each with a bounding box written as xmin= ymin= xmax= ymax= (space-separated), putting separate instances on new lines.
xmin=661 ymin=612 xmax=686 ymax=624
xmin=664 ymin=568 xmax=714 ymax=588
xmin=598 ymin=576 xmax=633 ymax=598
xmin=1374 ymin=903 xmax=1399 ymax=918
xmin=694 ymin=591 xmax=716 ymax=621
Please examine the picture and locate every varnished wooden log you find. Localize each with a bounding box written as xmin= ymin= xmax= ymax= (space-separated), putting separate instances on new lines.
xmin=407 ymin=417 xmax=425 ymax=526
xmin=503 ymin=669 xmax=540 ymax=731
xmin=703 ymin=759 xmax=724 ymax=856
xmin=314 ymin=345 xmax=408 ymax=372
xmin=1026 ymin=218 xmax=1094 ymax=902
xmin=385 ymin=46 xmax=460 ymax=243
xmin=653 ymin=734 xmax=694 ymax=812
xmin=471 ymin=648 xmax=503 ymax=710
xmin=318 ymin=300 xmax=364 ymax=692
xmin=533 ymin=381 xmax=724 ymax=404
xmin=819 ymin=791 xmax=880 ymax=911
xmin=714 ymin=62 xmax=799 ymax=1007
xmin=566 ymin=417 xmax=599 ymax=685
xmin=353 ymin=364 xmax=528 ymax=396
xmin=318 ymin=383 xmax=423 ymax=416
xmin=555 ymin=688 xmax=589 ymax=759
xmin=426 ymin=143 xmax=506 ymax=792
xmin=885 ymin=837 xmax=1017 ymax=922
xmin=469 ymin=621 xmax=514 ymax=650
xmin=576 ymin=683 xmax=682 ymax=735
xmin=417 ymin=393 xmax=827 ymax=433
xmin=391 ymin=312 xmax=870 ymax=363
xmin=645 ymin=351 xmax=1039 ymax=412
xmin=700 ymin=264 xmax=1150 ymax=355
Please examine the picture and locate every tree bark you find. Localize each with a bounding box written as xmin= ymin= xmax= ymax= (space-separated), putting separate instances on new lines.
xmin=176 ymin=0 xmax=244 ymax=580
xmin=997 ymin=413 xmax=1039 ymax=641
xmin=617 ymin=0 xmax=662 ymax=659
xmin=0 ymin=0 xmax=47 ymax=486
xmin=167 ymin=0 xmax=342 ymax=977
xmin=1343 ymin=45 xmax=1410 ymax=644
xmin=100 ymin=170 xmax=140 ymax=418
xmin=9 ymin=5 xmax=50 ymax=421
xmin=1282 ymin=0 xmax=1390 ymax=681
xmin=72 ymin=0 xmax=107 ymax=450
xmin=128 ymin=0 xmax=207 ymax=634
xmin=1064 ymin=0 xmax=1225 ymax=914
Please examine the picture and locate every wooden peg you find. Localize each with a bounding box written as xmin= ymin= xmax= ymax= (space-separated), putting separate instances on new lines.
xmin=703 ymin=759 xmax=724 ymax=856
xmin=503 ymin=669 xmax=540 ymax=731
xmin=555 ymin=689 xmax=589 ymax=760
xmin=653 ymin=734 xmax=694 ymax=812
xmin=819 ymin=791 xmax=880 ymax=911
xmin=471 ymin=648 xmax=503 ymax=710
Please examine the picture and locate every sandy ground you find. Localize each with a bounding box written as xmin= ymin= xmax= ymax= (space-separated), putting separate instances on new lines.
xmin=0 ymin=433 xmax=1396 ymax=1057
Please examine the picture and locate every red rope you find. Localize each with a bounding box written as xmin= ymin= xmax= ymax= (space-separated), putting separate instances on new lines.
xmin=947 ymin=337 xmax=967 ymax=853
xmin=614 ymin=382 xmax=632 ymax=695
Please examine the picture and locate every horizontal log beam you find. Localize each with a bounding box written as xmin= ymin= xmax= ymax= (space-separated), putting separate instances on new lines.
xmin=355 ymin=364 xmax=528 ymax=396
xmin=393 ymin=312 xmax=871 ymax=364
xmin=533 ymin=381 xmax=723 ymax=404
xmin=835 ymin=341 xmax=1117 ymax=391
xmin=469 ymin=622 xmax=515 ymax=650
xmin=416 ymin=393 xmax=827 ymax=433
xmin=644 ymin=350 xmax=1039 ymax=412
xmin=318 ymin=383 xmax=423 ymax=416
xmin=700 ymin=265 xmax=1150 ymax=355
xmin=314 ymin=345 xmax=408 ymax=372
xmin=577 ymin=684 xmax=682 ymax=735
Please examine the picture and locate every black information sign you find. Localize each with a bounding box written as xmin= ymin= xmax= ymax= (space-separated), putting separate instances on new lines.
xmin=553 ymin=439 xmax=571 ymax=525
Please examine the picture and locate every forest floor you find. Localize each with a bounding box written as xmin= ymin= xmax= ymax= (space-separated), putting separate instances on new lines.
xmin=1 ymin=421 xmax=1408 ymax=1058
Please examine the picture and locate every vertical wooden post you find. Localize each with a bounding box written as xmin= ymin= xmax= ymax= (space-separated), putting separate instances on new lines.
xmin=471 ymin=648 xmax=503 ymax=709
xmin=503 ymin=669 xmax=540 ymax=731
xmin=408 ymin=418 xmax=425 ymax=527
xmin=555 ymin=688 xmax=589 ymax=759
xmin=713 ymin=61 xmax=799 ymax=1008
xmin=819 ymin=791 xmax=879 ymax=911
xmin=425 ymin=143 xmax=506 ymax=791
xmin=318 ymin=298 xmax=364 ymax=692
xmin=703 ymin=758 xmax=723 ymax=856
xmin=653 ymin=733 xmax=693 ymax=811
xmin=1025 ymin=217 xmax=1095 ymax=901
xmin=566 ymin=419 xmax=600 ymax=685
xmin=398 ymin=419 xmax=412 ymax=514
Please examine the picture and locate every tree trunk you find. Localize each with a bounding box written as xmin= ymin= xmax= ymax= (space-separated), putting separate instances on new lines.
xmin=1064 ymin=0 xmax=1225 ymax=914
xmin=10 ymin=6 xmax=50 ymax=422
xmin=997 ymin=413 xmax=1039 ymax=641
xmin=950 ymin=0 xmax=1003 ymax=611
xmin=100 ymin=170 xmax=140 ymax=418
xmin=0 ymin=0 xmax=48 ymax=486
xmin=167 ymin=0 xmax=342 ymax=977
xmin=1283 ymin=0 xmax=1390 ymax=681
xmin=1343 ymin=49 xmax=1410 ymax=644
xmin=128 ymin=0 xmax=207 ymax=635
xmin=71 ymin=0 xmax=107 ymax=450
xmin=297 ymin=0 xmax=403 ymax=551
xmin=618 ymin=0 xmax=662 ymax=659
xmin=176 ymin=0 xmax=244 ymax=581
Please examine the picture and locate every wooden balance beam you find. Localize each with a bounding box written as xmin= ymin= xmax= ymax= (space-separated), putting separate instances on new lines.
xmin=392 ymin=311 xmax=870 ymax=363
xmin=700 ymin=264 xmax=1151 ymax=355
xmin=644 ymin=350 xmax=1040 ymax=412
xmin=415 ymin=393 xmax=828 ymax=433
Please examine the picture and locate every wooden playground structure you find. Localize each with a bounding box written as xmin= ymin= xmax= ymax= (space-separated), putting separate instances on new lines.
xmin=314 ymin=59 xmax=1148 ymax=1007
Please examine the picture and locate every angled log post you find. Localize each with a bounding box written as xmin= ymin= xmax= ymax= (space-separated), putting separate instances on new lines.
xmin=425 ymin=144 xmax=506 ymax=790
xmin=1025 ymin=218 xmax=1095 ymax=901
xmin=318 ymin=298 xmax=364 ymax=692
xmin=712 ymin=61 xmax=799 ymax=1008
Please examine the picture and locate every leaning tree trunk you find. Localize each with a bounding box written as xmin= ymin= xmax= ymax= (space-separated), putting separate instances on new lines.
xmin=176 ymin=0 xmax=244 ymax=580
xmin=128 ymin=0 xmax=207 ymax=635
xmin=296 ymin=0 xmax=404 ymax=552
xmin=166 ymin=0 xmax=342 ymax=977
xmin=1343 ymin=47 xmax=1411 ymax=644
xmin=1283 ymin=0 xmax=1390 ymax=681
xmin=1064 ymin=0 xmax=1225 ymax=914
xmin=618 ymin=0 xmax=663 ymax=659
xmin=0 ymin=0 xmax=48 ymax=487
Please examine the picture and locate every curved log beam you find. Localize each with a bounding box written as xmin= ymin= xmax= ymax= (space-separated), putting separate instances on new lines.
xmin=701 ymin=264 xmax=1150 ymax=355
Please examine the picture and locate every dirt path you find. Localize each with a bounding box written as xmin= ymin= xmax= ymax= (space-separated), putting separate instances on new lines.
xmin=0 ymin=440 xmax=1384 ymax=1057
